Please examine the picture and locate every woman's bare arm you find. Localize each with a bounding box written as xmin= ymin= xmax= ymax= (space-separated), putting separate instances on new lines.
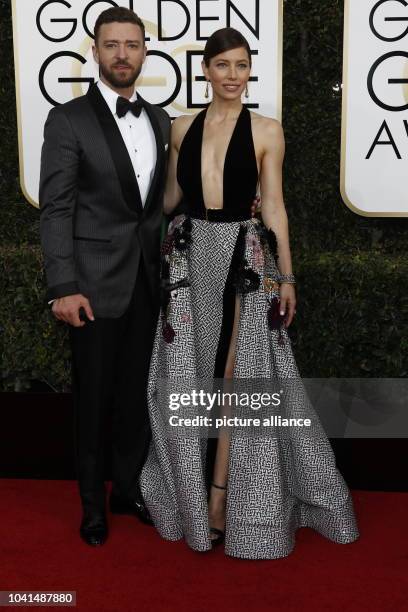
xmin=258 ymin=118 xmax=296 ymax=326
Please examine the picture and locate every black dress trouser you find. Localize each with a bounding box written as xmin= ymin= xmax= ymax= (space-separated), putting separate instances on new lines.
xmin=69 ymin=259 xmax=159 ymax=515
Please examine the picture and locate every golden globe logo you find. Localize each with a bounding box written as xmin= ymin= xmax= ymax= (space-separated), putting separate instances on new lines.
xmin=36 ymin=0 xmax=262 ymax=109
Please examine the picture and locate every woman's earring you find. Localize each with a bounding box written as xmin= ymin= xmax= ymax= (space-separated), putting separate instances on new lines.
xmin=245 ymin=84 xmax=249 ymax=99
xmin=205 ymin=81 xmax=210 ymax=99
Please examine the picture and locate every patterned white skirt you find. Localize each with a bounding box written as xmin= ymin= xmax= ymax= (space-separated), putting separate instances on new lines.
xmin=139 ymin=215 xmax=359 ymax=559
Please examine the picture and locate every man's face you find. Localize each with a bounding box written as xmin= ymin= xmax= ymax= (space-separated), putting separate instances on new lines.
xmin=93 ymin=21 xmax=146 ymax=89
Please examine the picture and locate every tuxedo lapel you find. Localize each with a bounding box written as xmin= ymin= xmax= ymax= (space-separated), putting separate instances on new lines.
xmin=87 ymin=84 xmax=143 ymax=215
xmin=140 ymin=97 xmax=165 ymax=214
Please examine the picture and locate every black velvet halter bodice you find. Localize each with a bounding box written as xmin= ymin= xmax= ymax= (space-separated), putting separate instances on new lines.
xmin=177 ymin=105 xmax=259 ymax=220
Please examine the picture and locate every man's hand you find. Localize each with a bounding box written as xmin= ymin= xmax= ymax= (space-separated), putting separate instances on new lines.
xmin=251 ymin=196 xmax=261 ymax=217
xmin=52 ymin=294 xmax=95 ymax=327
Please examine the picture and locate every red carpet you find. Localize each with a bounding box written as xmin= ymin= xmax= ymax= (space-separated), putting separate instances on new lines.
xmin=0 ymin=481 xmax=407 ymax=611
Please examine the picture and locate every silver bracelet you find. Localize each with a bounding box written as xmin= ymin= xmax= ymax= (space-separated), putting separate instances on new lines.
xmin=278 ymin=273 xmax=296 ymax=284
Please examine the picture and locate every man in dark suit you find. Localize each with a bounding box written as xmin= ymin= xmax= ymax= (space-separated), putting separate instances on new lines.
xmin=39 ymin=7 xmax=171 ymax=546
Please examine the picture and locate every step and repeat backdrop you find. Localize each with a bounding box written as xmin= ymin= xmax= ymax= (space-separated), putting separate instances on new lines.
xmin=4 ymin=0 xmax=408 ymax=399
xmin=12 ymin=0 xmax=282 ymax=207
xmin=11 ymin=0 xmax=408 ymax=216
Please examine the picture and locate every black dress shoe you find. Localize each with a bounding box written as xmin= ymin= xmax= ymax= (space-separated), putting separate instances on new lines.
xmin=109 ymin=493 xmax=153 ymax=526
xmin=209 ymin=527 xmax=225 ymax=547
xmin=80 ymin=514 xmax=108 ymax=546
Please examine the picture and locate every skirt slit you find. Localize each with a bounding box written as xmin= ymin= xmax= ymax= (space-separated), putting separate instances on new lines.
xmin=205 ymin=227 xmax=242 ymax=488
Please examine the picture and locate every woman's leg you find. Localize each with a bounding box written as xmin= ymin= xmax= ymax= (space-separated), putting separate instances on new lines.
xmin=208 ymin=294 xmax=240 ymax=539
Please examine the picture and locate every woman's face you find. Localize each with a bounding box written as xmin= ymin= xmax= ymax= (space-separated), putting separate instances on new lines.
xmin=202 ymin=46 xmax=251 ymax=101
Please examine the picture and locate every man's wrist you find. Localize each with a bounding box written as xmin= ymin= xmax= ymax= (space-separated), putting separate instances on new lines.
xmin=46 ymin=281 xmax=80 ymax=302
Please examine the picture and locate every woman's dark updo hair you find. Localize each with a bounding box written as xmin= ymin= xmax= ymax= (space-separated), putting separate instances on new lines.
xmin=203 ymin=27 xmax=252 ymax=68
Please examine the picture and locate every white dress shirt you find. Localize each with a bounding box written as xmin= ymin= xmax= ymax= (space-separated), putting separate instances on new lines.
xmin=97 ymin=79 xmax=157 ymax=206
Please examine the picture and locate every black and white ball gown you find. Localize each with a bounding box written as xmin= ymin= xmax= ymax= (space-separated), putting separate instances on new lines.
xmin=139 ymin=105 xmax=359 ymax=559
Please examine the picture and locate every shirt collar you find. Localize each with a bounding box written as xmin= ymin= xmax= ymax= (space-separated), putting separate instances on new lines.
xmin=97 ymin=80 xmax=138 ymax=117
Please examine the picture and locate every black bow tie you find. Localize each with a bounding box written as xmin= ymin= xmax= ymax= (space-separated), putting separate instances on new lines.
xmin=116 ymin=96 xmax=144 ymax=118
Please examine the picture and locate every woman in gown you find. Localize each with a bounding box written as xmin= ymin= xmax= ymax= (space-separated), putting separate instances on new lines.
xmin=139 ymin=27 xmax=359 ymax=559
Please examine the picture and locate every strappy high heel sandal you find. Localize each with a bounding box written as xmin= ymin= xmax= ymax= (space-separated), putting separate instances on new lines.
xmin=209 ymin=481 xmax=227 ymax=547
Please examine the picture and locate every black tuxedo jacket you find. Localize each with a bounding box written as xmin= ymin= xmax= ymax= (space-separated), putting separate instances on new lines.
xmin=39 ymin=83 xmax=171 ymax=317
